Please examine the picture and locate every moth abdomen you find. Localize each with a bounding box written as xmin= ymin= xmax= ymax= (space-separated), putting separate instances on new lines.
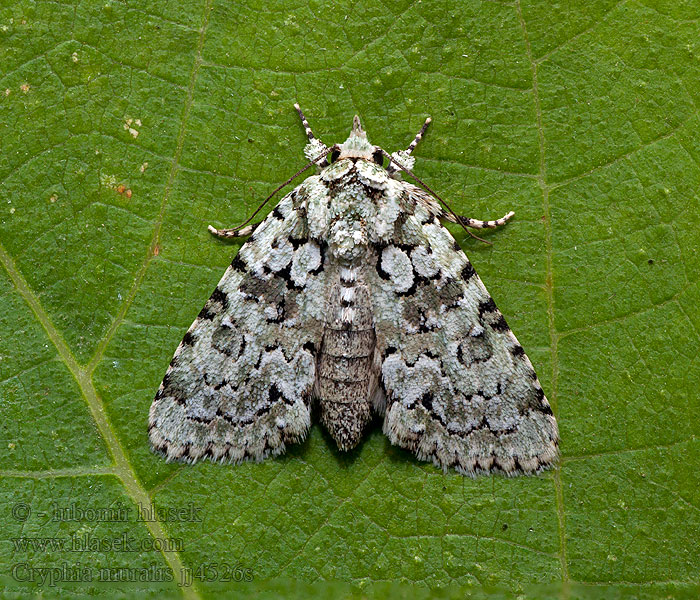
xmin=319 ymin=400 xmax=372 ymax=452
xmin=317 ymin=275 xmax=377 ymax=450
xmin=317 ymin=327 xmax=377 ymax=450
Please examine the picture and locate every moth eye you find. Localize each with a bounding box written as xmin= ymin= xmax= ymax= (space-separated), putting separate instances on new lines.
xmin=330 ymin=149 xmax=340 ymax=163
xmin=372 ymin=149 xmax=384 ymax=166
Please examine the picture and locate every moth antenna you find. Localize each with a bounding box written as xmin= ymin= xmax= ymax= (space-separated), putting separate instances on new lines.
xmin=381 ymin=149 xmax=493 ymax=245
xmin=232 ymin=145 xmax=336 ymax=231
xmin=294 ymin=102 xmax=318 ymax=142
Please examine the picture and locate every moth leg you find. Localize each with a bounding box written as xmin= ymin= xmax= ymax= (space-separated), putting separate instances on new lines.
xmin=207 ymin=222 xmax=260 ymax=238
xmin=387 ymin=117 xmax=431 ymax=174
xmin=444 ymin=211 xmax=515 ymax=229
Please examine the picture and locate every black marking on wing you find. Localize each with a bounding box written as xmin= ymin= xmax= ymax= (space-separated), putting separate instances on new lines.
xmin=289 ymin=236 xmax=306 ymax=250
xmin=210 ymin=287 xmax=229 ymax=309
xmin=276 ymin=263 xmax=304 ymax=291
xmin=231 ymin=254 xmax=247 ymax=273
xmin=308 ymin=241 xmax=327 ymax=275
xmin=478 ymin=298 xmax=497 ymax=316
xmin=376 ymin=253 xmax=392 ymax=280
xmin=198 ymin=305 xmax=215 ymax=320
xmin=461 ymin=262 xmax=476 ymax=281
xmin=490 ymin=314 xmax=510 ymax=332
xmin=265 ymin=297 xmax=286 ymax=323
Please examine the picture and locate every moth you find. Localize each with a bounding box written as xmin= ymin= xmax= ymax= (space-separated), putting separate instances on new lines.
xmin=149 ymin=104 xmax=559 ymax=476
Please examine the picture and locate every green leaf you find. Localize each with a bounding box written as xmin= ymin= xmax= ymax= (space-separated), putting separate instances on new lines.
xmin=1 ymin=0 xmax=698 ymax=598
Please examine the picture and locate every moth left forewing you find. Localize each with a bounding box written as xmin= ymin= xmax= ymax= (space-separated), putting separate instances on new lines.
xmin=149 ymin=189 xmax=326 ymax=464
xmin=370 ymin=202 xmax=559 ymax=476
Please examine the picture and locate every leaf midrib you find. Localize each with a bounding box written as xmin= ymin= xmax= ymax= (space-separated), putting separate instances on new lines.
xmin=0 ymin=231 xmax=198 ymax=597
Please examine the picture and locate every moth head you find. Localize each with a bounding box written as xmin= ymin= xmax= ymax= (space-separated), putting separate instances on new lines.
xmin=335 ymin=115 xmax=382 ymax=164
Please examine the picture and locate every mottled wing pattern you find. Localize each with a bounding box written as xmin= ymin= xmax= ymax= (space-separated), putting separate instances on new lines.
xmin=369 ymin=187 xmax=559 ymax=476
xmin=149 ymin=191 xmax=327 ymax=463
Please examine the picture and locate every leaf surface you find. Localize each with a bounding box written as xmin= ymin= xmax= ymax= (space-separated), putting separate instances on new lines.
xmin=1 ymin=0 xmax=699 ymax=597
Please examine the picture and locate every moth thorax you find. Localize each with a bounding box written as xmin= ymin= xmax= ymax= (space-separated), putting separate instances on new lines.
xmin=328 ymin=220 xmax=371 ymax=261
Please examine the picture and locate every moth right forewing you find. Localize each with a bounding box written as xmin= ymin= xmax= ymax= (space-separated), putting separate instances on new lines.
xmin=369 ymin=196 xmax=558 ymax=476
